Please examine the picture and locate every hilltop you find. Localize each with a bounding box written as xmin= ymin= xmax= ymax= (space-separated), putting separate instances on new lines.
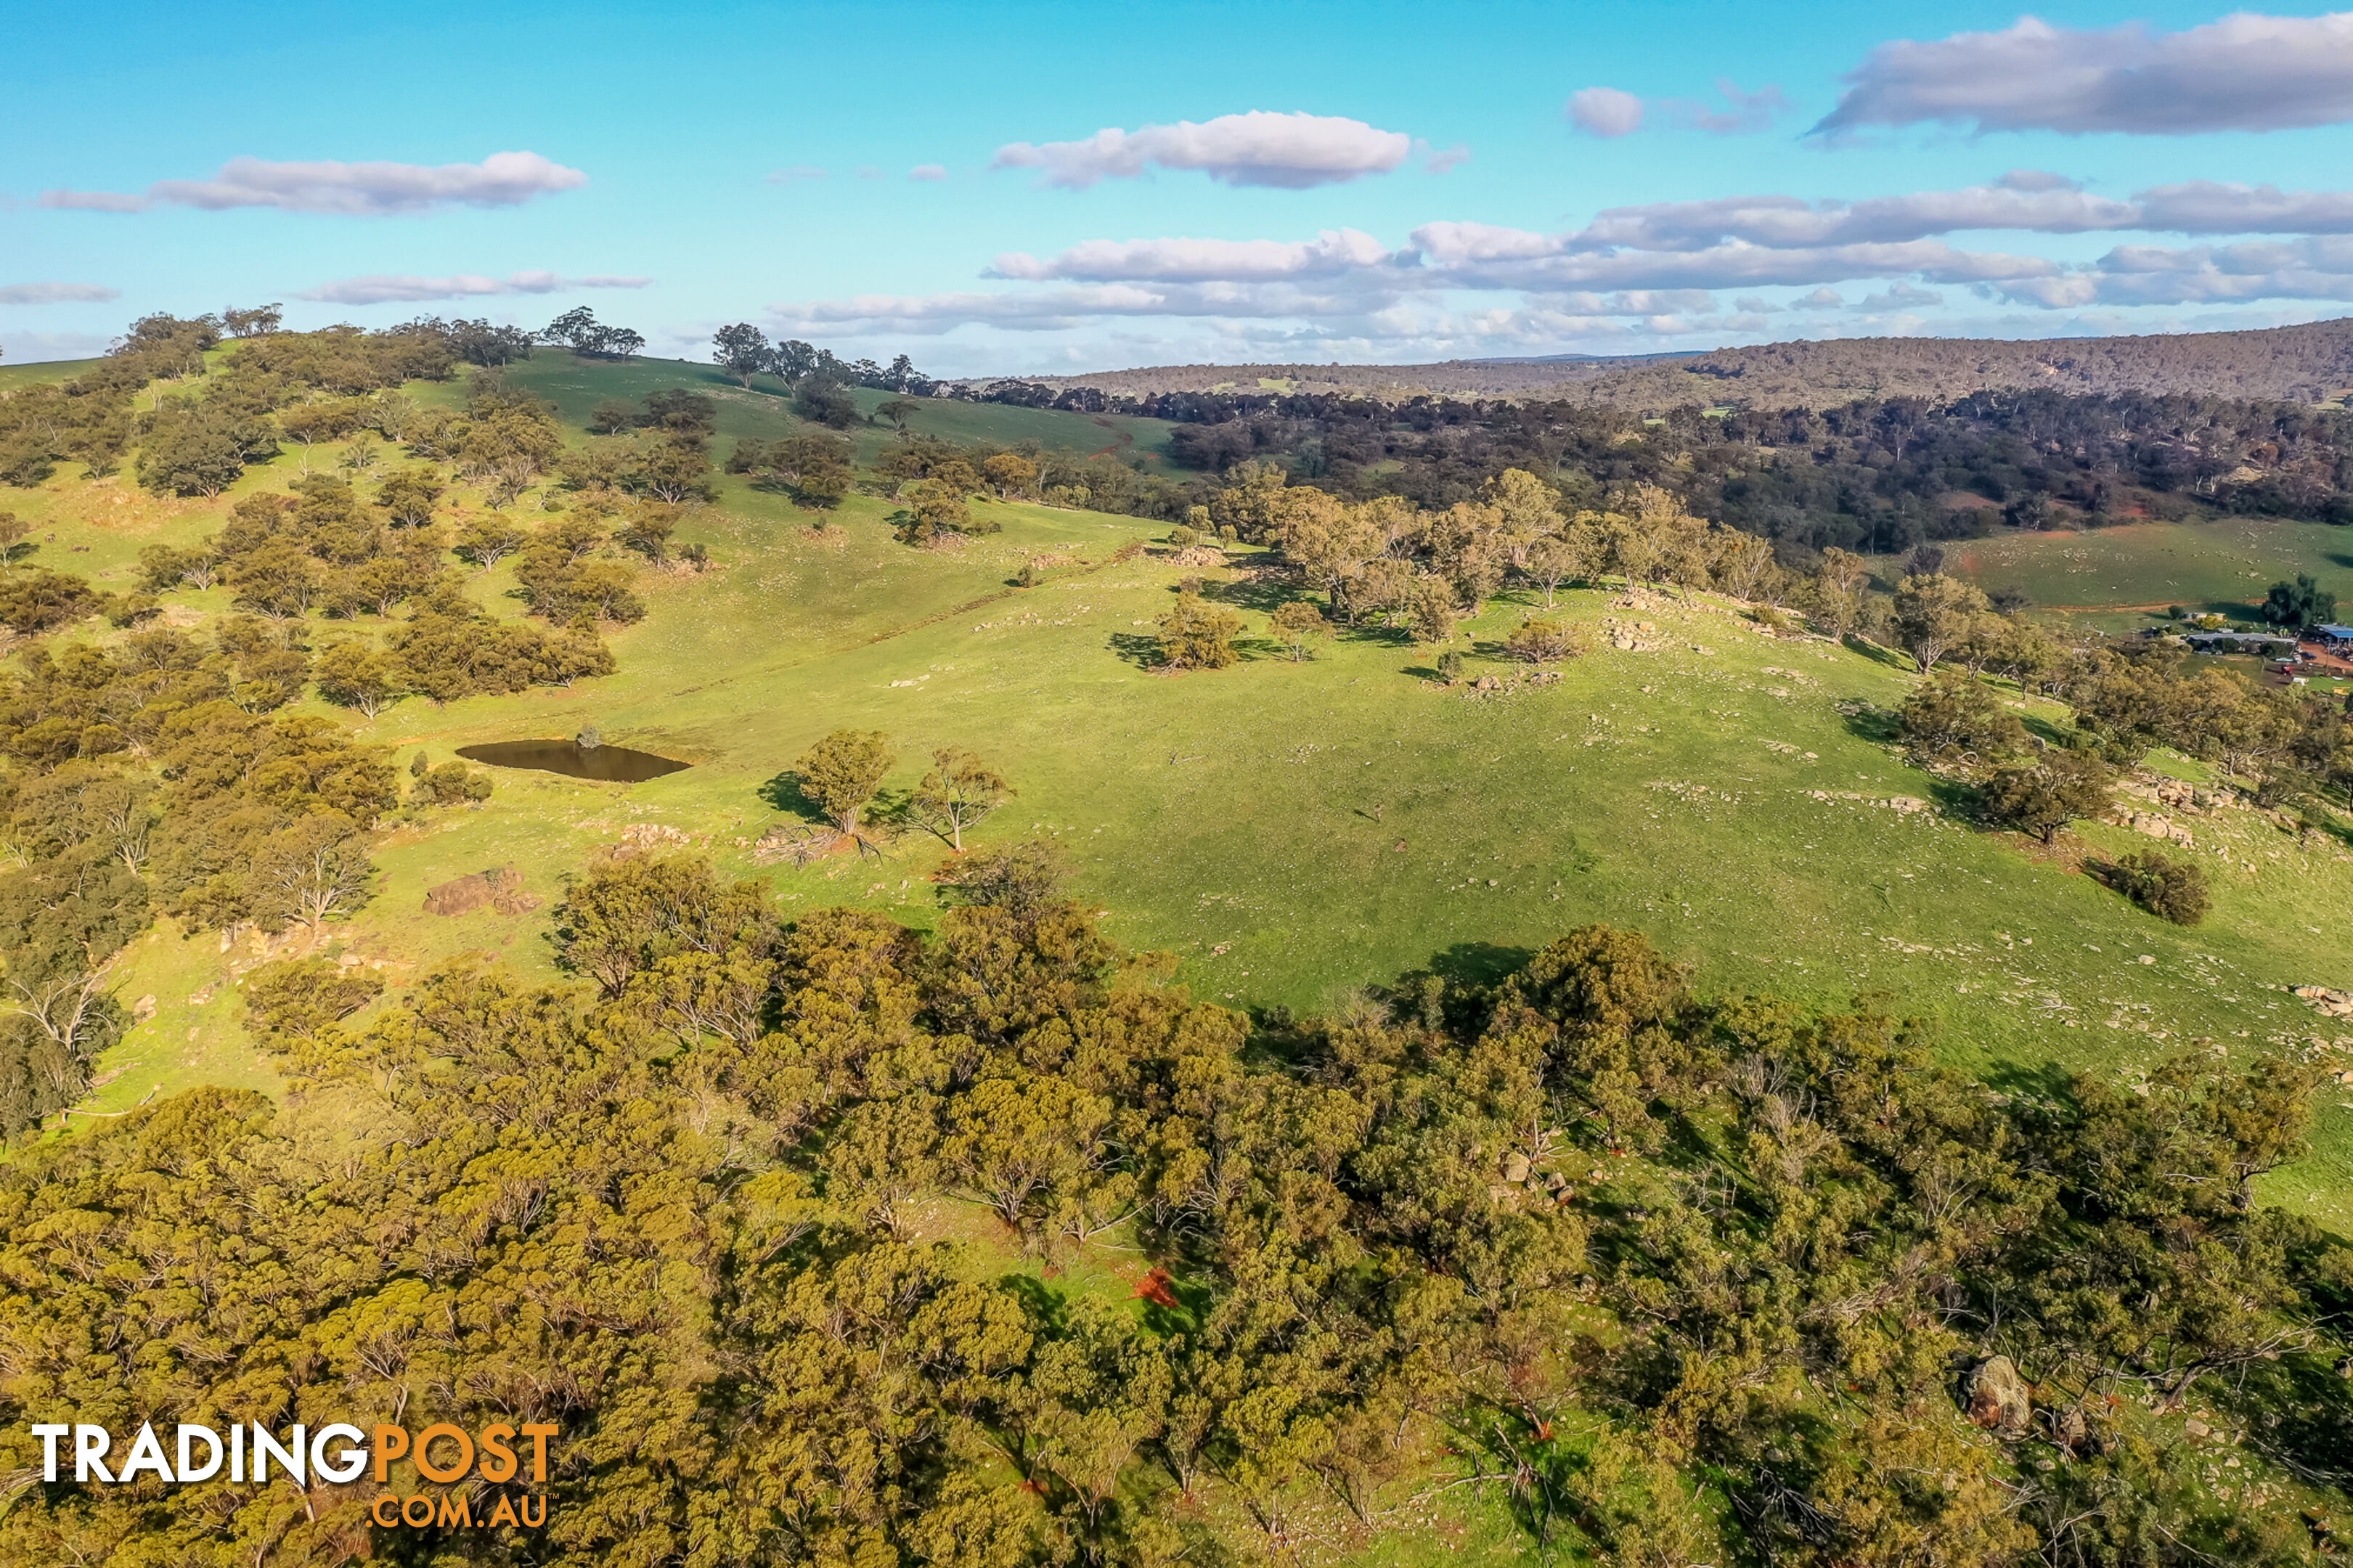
xmin=980 ymin=315 xmax=2353 ymax=409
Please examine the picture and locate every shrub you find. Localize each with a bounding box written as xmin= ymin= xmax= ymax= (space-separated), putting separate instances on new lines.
xmin=2111 ymin=849 xmax=2211 ymax=925
xmin=418 ymin=761 xmax=492 ymax=805
xmin=1157 ymin=597 xmax=1242 ymax=670
xmin=1503 ymin=618 xmax=1576 ymax=662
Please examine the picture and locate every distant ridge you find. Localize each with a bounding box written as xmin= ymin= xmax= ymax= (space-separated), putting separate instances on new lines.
xmin=978 ymin=317 xmax=2353 ymax=409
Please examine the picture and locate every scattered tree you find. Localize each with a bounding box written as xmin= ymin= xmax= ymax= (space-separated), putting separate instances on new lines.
xmin=795 ymin=729 xmax=896 ymax=836
xmin=1981 ymin=749 xmax=2113 ymax=842
xmin=1157 ymin=595 xmax=1242 ymax=670
xmin=910 ymin=746 xmax=1013 ymax=851
xmin=1269 ymin=600 xmax=1332 ymax=661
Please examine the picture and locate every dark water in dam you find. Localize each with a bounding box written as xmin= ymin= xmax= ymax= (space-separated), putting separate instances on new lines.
xmin=456 ymin=739 xmax=692 ymax=783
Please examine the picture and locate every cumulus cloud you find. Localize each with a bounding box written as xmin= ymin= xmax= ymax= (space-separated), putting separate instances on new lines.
xmin=1791 ymin=287 xmax=1846 ymax=310
xmin=908 ymin=164 xmax=948 ymax=182
xmin=987 ymin=229 xmax=1392 ymax=282
xmin=0 ymin=282 xmax=121 ymax=305
xmin=298 ymin=271 xmax=649 ymax=306
xmin=1818 ymin=12 xmax=2353 ymax=136
xmin=995 ymin=111 xmax=1411 ymax=189
xmin=1567 ymin=87 xmax=1644 ymax=137
xmin=41 ymin=151 xmax=587 ymax=216
xmin=1424 ymin=143 xmax=1472 ymax=174
xmin=1998 ymin=169 xmax=2079 ymax=192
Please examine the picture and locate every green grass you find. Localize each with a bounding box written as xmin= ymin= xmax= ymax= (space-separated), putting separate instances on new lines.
xmin=0 ymin=356 xmax=101 ymax=393
xmin=1922 ymin=516 xmax=2353 ymax=632
xmin=473 ymin=352 xmax=1183 ymax=471
xmin=21 ymin=362 xmax=2353 ymax=1238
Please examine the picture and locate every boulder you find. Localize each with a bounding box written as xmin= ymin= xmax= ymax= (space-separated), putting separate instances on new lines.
xmin=424 ymin=873 xmax=494 ymax=917
xmin=425 ymin=865 xmax=535 ymax=917
xmin=1962 ymin=1355 xmax=2031 ymax=1438
xmin=1501 ymin=1151 xmax=1531 ymax=1184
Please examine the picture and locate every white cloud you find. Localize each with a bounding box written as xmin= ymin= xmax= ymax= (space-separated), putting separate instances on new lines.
xmin=1567 ymin=87 xmax=1644 ymax=138
xmin=1998 ymin=169 xmax=2079 ymax=192
xmin=0 ymin=282 xmax=121 ymax=305
xmin=41 ymin=151 xmax=586 ymax=216
xmin=1791 ymin=287 xmax=1846 ymax=310
xmin=767 ymin=165 xmax=825 ymax=183
xmin=1857 ymin=282 xmax=1945 ymax=310
xmin=1819 ymin=12 xmax=2353 ymax=136
xmin=995 ymin=111 xmax=1412 ymax=189
xmin=988 ymin=229 xmax=1392 ymax=282
xmin=1572 ymin=185 xmax=2142 ymax=250
xmin=1568 ymin=81 xmax=1787 ymax=138
xmin=2001 ymin=235 xmax=2353 ymax=307
xmin=1527 ymin=289 xmax=1720 ymax=316
xmin=1408 ymin=222 xmax=2058 ymax=290
xmin=298 ymin=271 xmax=649 ymax=305
xmin=908 ymin=164 xmax=948 ymax=182
xmin=2134 ymin=181 xmax=2353 ymax=234
xmin=1663 ymin=81 xmax=1792 ymax=136
xmin=1424 ymin=143 xmax=1472 ymax=174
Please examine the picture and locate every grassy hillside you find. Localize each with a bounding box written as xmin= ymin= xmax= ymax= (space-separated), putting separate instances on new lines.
xmin=1019 ymin=316 xmax=2353 ymax=408
xmin=12 ymin=355 xmax=2346 ymax=1241
xmin=1900 ymin=515 xmax=2353 ymax=632
xmin=461 ymin=352 xmax=1183 ymax=470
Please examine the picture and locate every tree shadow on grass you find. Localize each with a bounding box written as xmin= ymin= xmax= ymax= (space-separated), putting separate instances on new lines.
xmin=1922 ymin=777 xmax=1983 ymax=817
xmin=1107 ymin=631 xmax=1161 ymax=670
xmin=1843 ymin=635 xmax=1913 ymax=671
xmin=1195 ymin=575 xmax=1296 ymax=613
xmin=1000 ymin=1272 xmax=1069 ymax=1334
xmin=1842 ymin=703 xmax=1903 ymax=744
xmin=1428 ymin=939 xmax=1539 ymax=991
xmin=757 ymin=769 xmax=826 ymax=820
xmin=1978 ymin=1057 xmax=2080 ymax=1111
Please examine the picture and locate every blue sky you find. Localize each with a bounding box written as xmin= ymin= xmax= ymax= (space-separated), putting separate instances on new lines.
xmin=10 ymin=0 xmax=2353 ymax=375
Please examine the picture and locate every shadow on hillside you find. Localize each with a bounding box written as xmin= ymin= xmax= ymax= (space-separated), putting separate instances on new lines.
xmin=2224 ymin=1347 xmax=2353 ymax=1488
xmin=1978 ymin=1058 xmax=2079 ymax=1108
xmin=1843 ymin=635 xmax=1912 ymax=671
xmin=1427 ymin=939 xmax=1538 ymax=990
xmin=1195 ymin=575 xmax=1294 ymax=613
xmin=1841 ymin=703 xmax=1903 ymax=744
xmin=2020 ymin=712 xmax=2078 ymax=749
xmin=1922 ymin=777 xmax=1982 ymax=817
